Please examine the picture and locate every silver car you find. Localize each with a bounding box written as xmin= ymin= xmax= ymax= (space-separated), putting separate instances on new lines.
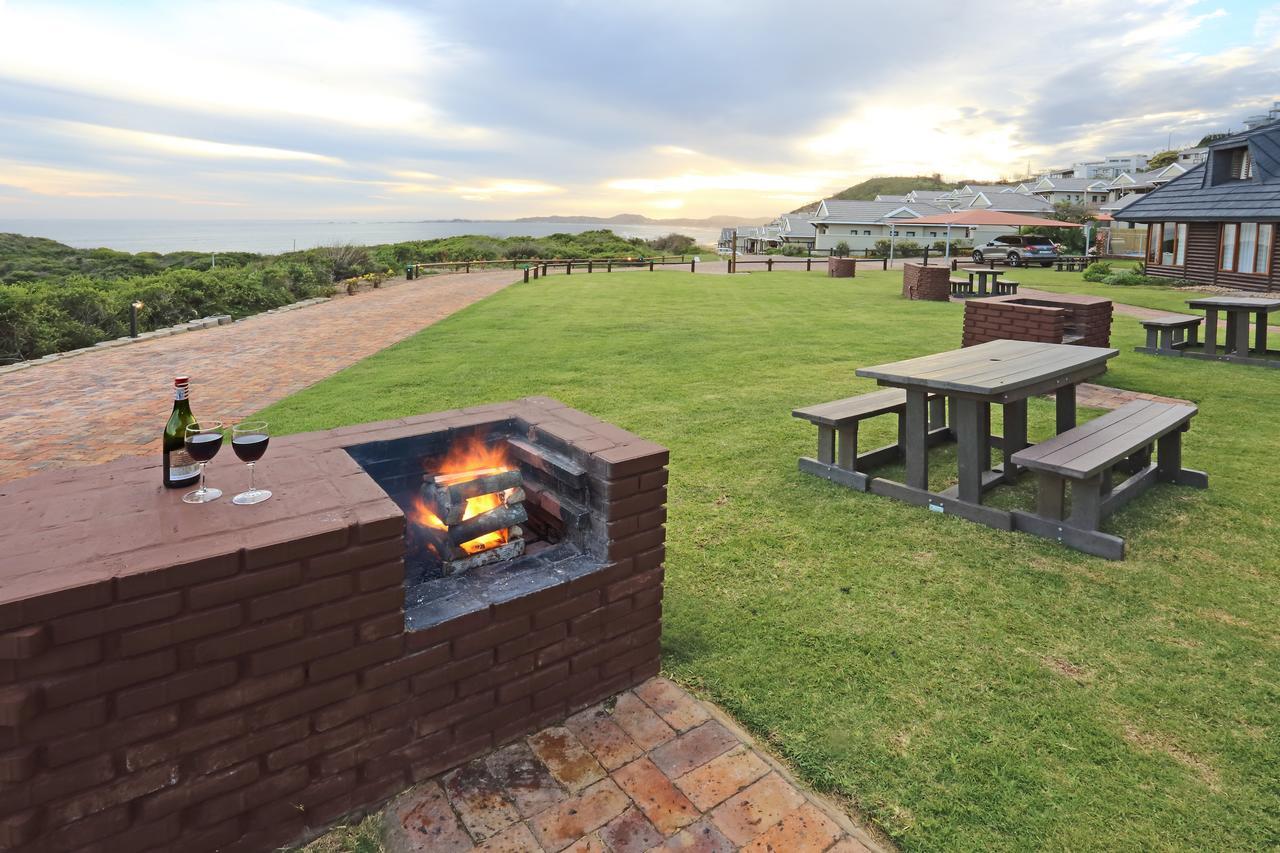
xmin=972 ymin=234 xmax=1058 ymax=267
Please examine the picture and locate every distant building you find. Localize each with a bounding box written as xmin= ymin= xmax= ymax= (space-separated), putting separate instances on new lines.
xmin=1030 ymin=176 xmax=1111 ymax=208
xmin=808 ymin=200 xmax=957 ymax=252
xmin=1177 ymin=147 xmax=1208 ymax=165
xmin=1072 ymin=154 xmax=1148 ymax=180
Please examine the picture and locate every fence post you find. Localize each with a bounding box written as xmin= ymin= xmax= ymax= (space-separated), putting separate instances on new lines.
xmin=882 ymin=257 xmax=888 ymax=271
xmin=523 ymin=267 xmax=529 ymax=283
xmin=588 ymin=260 xmax=593 ymax=274
xmin=649 ymin=261 xmax=655 ymax=272
xmin=767 ymin=257 xmax=774 ymax=272
xmin=607 ymin=260 xmax=612 ymax=272
xmin=922 ymin=247 xmax=929 ymax=266
xmin=566 ymin=262 xmax=572 ymax=275
xmin=690 ymin=259 xmax=696 ymax=273
xmin=465 ymin=262 xmax=471 ymax=273
xmin=806 ymin=257 xmax=812 ymax=272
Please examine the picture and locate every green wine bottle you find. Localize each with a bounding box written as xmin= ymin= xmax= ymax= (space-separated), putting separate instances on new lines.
xmin=163 ymin=376 xmax=201 ymax=488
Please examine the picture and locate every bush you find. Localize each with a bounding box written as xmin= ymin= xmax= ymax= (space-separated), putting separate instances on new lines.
xmin=779 ymin=243 xmax=809 ymax=256
xmin=1082 ymin=261 xmax=1112 ymax=281
xmin=871 ymin=239 xmax=923 ymax=258
xmin=832 ymin=241 xmax=851 ymax=258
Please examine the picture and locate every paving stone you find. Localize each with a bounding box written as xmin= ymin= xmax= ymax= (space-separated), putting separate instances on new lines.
xmin=598 ymin=806 xmax=663 ymax=853
xmin=528 ymin=726 xmax=606 ymax=794
xmin=609 ymin=691 xmax=675 ymax=751
xmin=527 ymin=778 xmax=630 ymax=852
xmin=827 ymin=836 xmax=877 ymax=853
xmin=739 ymin=802 xmax=843 ymax=852
xmin=674 ymin=746 xmax=771 ymax=811
xmin=383 ymin=781 xmax=474 ymax=853
xmin=611 ymin=756 xmax=699 ymax=836
xmin=634 ymin=677 xmax=710 ymax=732
xmin=565 ymin=705 xmax=643 ymax=771
xmin=562 ymin=833 xmax=608 ymax=853
xmin=708 ymin=772 xmax=806 ymax=846
xmin=651 ymin=817 xmax=737 ymax=852
xmin=485 ymin=740 xmax=568 ymax=819
xmin=648 ymin=720 xmax=738 ymax=779
xmin=443 ymin=756 xmax=521 ymax=841
xmin=473 ymin=821 xmax=543 ymax=851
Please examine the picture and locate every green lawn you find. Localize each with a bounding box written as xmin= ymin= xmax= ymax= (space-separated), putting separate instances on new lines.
xmin=259 ymin=269 xmax=1279 ymax=852
xmin=993 ymin=262 xmax=1209 ymax=313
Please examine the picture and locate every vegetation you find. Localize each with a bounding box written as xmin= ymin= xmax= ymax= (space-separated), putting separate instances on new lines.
xmin=1196 ymin=132 xmax=1229 ymax=148
xmin=0 ymin=230 xmax=708 ymax=359
xmin=1147 ymin=150 xmax=1178 ymax=169
xmin=831 ymin=241 xmax=851 ymax=257
xmin=259 ymin=268 xmax=1277 ymax=852
xmin=765 ymin=244 xmax=811 ymax=257
xmin=790 ymin=174 xmax=963 ymax=213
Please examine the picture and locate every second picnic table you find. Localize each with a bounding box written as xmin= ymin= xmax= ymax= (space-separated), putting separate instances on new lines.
xmin=960 ymin=267 xmax=1004 ymax=297
xmin=1184 ymin=295 xmax=1280 ymax=360
xmin=855 ymin=339 xmax=1118 ymax=524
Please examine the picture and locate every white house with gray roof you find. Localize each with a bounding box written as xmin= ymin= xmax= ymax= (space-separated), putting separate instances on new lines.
xmin=809 ymin=200 xmax=962 ymax=252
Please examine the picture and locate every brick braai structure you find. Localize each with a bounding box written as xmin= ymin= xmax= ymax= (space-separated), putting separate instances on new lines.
xmin=901 ymin=262 xmax=950 ymax=301
xmin=963 ymin=294 xmax=1113 ymax=348
xmin=0 ymin=398 xmax=667 ymax=852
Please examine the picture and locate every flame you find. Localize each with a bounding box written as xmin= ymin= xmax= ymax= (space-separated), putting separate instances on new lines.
xmin=408 ymin=435 xmax=515 ymax=556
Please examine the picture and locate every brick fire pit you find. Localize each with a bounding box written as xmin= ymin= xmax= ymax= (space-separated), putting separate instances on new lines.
xmin=962 ymin=293 xmax=1113 ymax=348
xmin=0 ymin=398 xmax=667 ymax=852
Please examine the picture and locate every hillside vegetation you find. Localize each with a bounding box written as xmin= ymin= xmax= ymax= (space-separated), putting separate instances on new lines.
xmin=790 ymin=174 xmax=964 ymax=213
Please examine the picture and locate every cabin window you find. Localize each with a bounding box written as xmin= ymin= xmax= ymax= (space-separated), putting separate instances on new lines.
xmin=1147 ymin=222 xmax=1186 ymax=266
xmin=1221 ymin=222 xmax=1273 ymax=274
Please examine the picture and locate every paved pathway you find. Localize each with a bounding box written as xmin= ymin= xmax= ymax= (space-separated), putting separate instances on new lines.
xmin=378 ymin=677 xmax=883 ymax=853
xmin=0 ymin=269 xmax=519 ymax=484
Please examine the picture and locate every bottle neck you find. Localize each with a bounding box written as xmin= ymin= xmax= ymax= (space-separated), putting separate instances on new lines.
xmin=173 ymin=385 xmax=191 ymax=414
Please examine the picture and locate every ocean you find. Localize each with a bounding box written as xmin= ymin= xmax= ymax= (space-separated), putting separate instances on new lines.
xmin=0 ymin=219 xmax=724 ymax=255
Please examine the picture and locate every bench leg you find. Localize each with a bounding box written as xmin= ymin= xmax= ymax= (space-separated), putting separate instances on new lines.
xmin=1119 ymin=443 xmax=1152 ymax=476
xmin=817 ymin=425 xmax=835 ymax=465
xmin=1056 ymin=385 xmax=1076 ymax=434
xmin=1100 ymin=468 xmax=1113 ymax=496
xmin=1159 ymin=329 xmax=1176 ymax=353
xmin=904 ymin=390 xmax=929 ymax=490
xmin=927 ymin=396 xmax=947 ymax=431
xmin=1002 ymin=399 xmax=1027 ymax=483
xmin=1145 ymin=327 xmax=1159 ymax=349
xmin=1187 ymin=324 xmax=1199 ymax=346
xmin=980 ymin=402 xmax=992 ymax=472
xmin=1204 ymin=309 xmax=1217 ymax=355
xmin=1035 ymin=471 xmax=1065 ymax=519
xmin=1156 ymin=430 xmax=1181 ymax=483
xmin=1069 ymin=475 xmax=1104 ymax=530
xmin=836 ymin=424 xmax=857 ymax=472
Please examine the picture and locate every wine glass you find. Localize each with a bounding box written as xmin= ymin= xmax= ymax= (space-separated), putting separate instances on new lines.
xmin=231 ymin=421 xmax=272 ymax=505
xmin=183 ymin=422 xmax=224 ymax=504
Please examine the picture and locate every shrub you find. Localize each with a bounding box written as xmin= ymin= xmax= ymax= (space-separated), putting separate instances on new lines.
xmin=779 ymin=244 xmax=809 ymax=256
xmin=832 ymin=241 xmax=851 ymax=257
xmin=1082 ymin=261 xmax=1112 ymax=282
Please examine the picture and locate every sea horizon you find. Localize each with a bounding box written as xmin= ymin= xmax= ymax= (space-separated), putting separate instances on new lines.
xmin=0 ymin=218 xmax=726 ymax=255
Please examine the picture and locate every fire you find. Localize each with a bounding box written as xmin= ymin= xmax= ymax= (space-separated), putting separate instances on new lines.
xmin=409 ymin=435 xmax=515 ymax=556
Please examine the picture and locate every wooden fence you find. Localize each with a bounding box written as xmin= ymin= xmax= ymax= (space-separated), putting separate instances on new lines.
xmin=406 ymin=255 xmax=690 ymax=279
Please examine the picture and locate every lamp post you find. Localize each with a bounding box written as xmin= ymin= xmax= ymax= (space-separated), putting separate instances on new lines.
xmin=129 ymin=300 xmax=144 ymax=338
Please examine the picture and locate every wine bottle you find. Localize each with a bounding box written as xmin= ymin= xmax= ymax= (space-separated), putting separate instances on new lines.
xmin=163 ymin=376 xmax=201 ymax=488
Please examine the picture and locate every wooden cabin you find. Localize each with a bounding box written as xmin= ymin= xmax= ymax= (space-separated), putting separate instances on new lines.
xmin=1116 ymin=121 xmax=1280 ymax=291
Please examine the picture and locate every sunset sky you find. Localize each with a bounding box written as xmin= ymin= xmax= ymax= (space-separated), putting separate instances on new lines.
xmin=1 ymin=0 xmax=1278 ymax=220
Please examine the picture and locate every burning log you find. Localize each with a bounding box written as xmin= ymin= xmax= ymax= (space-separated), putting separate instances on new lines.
xmin=424 ymin=468 xmax=523 ymax=524
xmin=447 ymin=503 xmax=528 ymax=545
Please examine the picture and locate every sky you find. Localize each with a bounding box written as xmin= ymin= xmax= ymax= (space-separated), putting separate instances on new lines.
xmin=0 ymin=0 xmax=1278 ymax=221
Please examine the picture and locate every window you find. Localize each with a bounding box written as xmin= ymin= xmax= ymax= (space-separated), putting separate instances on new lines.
xmin=1147 ymin=222 xmax=1186 ymax=266
xmin=906 ymin=231 xmax=915 ymax=237
xmin=864 ymin=230 xmax=871 ymax=235
xmin=1220 ymin=222 xmax=1273 ymax=274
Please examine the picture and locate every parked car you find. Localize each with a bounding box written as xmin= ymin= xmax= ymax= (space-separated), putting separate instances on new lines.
xmin=972 ymin=234 xmax=1058 ymax=267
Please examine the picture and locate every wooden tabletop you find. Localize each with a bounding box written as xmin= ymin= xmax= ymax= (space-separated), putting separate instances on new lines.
xmin=856 ymin=339 xmax=1118 ymax=397
xmin=961 ymin=267 xmax=1003 ymax=275
xmin=1185 ymin=295 xmax=1280 ymax=311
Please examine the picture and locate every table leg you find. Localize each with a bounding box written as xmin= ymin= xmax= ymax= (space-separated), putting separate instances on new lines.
xmin=1002 ymin=399 xmax=1028 ymax=484
xmin=904 ymin=389 xmax=929 ymax=490
xmin=1056 ymin=385 xmax=1076 ymax=434
xmin=1204 ymin=308 xmax=1218 ymax=355
xmin=1232 ymin=310 xmax=1250 ymax=356
xmin=979 ymin=274 xmax=989 ymax=297
xmin=1255 ymin=311 xmax=1268 ymax=354
xmin=953 ymin=398 xmax=986 ymax=503
xmin=980 ymin=403 xmax=992 ymax=472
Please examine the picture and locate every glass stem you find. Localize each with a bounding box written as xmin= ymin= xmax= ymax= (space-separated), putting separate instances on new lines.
xmin=249 ymin=462 xmax=255 ymax=491
xmin=199 ymin=462 xmax=207 ymax=496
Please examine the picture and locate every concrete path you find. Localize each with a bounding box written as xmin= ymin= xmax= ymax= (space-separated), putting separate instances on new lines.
xmin=0 ymin=269 xmax=520 ymax=484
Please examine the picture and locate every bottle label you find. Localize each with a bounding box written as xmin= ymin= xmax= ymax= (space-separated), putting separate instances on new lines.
xmin=169 ymin=449 xmax=199 ymax=479
xmin=174 ymin=385 xmax=189 ymax=401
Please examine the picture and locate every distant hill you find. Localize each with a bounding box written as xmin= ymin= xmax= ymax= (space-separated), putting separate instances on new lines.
xmin=507 ymin=213 xmax=765 ymax=228
xmin=789 ymin=175 xmax=969 ymax=214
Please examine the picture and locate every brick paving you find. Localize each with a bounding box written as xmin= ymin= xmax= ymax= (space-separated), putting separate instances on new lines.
xmin=0 ymin=270 xmax=519 ymax=484
xmin=382 ymin=677 xmax=882 ymax=853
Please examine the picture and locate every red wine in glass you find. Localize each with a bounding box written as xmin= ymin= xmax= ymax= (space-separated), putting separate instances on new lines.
xmin=182 ymin=423 xmax=223 ymax=504
xmin=232 ymin=434 xmax=269 ymax=462
xmin=231 ymin=421 xmax=272 ymax=505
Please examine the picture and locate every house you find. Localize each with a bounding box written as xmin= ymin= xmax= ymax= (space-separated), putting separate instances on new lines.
xmin=808 ymin=200 xmax=956 ymax=252
xmin=874 ymin=194 xmax=909 ymax=202
xmin=1031 ymin=176 xmax=1111 ymax=208
xmin=1072 ymin=154 xmax=1148 ymax=179
xmin=1177 ymin=147 xmax=1208 ymax=165
xmin=775 ymin=213 xmax=816 ymax=248
xmin=1115 ymin=120 xmax=1280 ymax=291
xmin=962 ymin=191 xmax=1053 ymax=214
xmin=1103 ymin=162 xmax=1188 ymax=203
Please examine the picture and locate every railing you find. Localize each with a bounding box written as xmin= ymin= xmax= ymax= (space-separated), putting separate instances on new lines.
xmin=730 ymin=256 xmax=889 ymax=272
xmin=406 ymin=255 xmax=690 ymax=279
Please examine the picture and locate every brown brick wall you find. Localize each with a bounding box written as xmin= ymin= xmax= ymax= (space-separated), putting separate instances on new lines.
xmin=0 ymin=399 xmax=666 ymax=853
xmin=901 ymin=263 xmax=950 ymax=301
xmin=962 ymin=294 xmax=1112 ymax=348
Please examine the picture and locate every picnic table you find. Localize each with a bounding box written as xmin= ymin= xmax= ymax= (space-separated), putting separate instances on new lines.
xmin=1185 ymin=295 xmax=1280 ymax=363
xmin=960 ymin=267 xmax=1004 ymax=296
xmin=796 ymin=339 xmax=1207 ymax=558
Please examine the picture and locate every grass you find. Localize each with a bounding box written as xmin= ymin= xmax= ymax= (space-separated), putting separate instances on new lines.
xmin=259 ymin=268 xmax=1279 ymax=852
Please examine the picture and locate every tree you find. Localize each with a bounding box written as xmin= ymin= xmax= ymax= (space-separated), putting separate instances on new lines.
xmin=1147 ymin=150 xmax=1178 ymax=169
xmin=1197 ymin=132 xmax=1228 ymax=148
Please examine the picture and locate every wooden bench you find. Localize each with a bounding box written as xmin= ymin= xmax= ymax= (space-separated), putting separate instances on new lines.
xmin=1009 ymin=400 xmax=1207 ymax=559
xmin=992 ymin=280 xmax=1019 ymax=295
xmin=794 ymin=389 xmax=948 ymax=490
xmin=949 ymin=277 xmax=975 ymax=297
xmin=1137 ymin=314 xmax=1203 ymax=354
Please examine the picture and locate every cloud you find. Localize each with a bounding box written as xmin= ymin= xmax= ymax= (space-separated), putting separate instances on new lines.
xmin=55 ymin=122 xmax=342 ymax=164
